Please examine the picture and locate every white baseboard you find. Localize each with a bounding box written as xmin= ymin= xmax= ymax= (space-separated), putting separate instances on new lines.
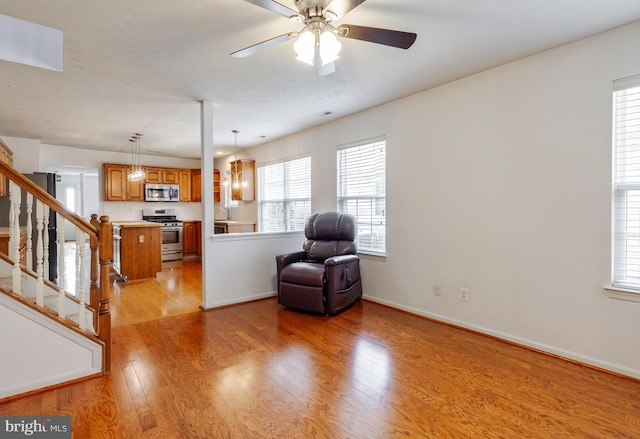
xmin=202 ymin=291 xmax=277 ymax=310
xmin=363 ymin=295 xmax=640 ymax=380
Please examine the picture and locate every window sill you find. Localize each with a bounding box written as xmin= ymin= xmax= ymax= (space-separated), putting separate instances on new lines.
xmin=604 ymin=286 xmax=640 ymax=303
xmin=357 ymin=251 xmax=387 ymax=262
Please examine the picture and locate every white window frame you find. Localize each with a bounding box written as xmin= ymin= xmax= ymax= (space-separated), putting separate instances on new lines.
xmin=257 ymin=156 xmax=311 ymax=232
xmin=608 ymin=74 xmax=640 ymax=302
xmin=337 ymin=136 xmax=386 ymax=256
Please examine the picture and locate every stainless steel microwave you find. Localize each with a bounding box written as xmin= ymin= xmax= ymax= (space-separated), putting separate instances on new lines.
xmin=144 ymin=183 xmax=179 ymax=202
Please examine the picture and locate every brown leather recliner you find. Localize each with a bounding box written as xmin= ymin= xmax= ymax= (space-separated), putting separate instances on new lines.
xmin=276 ymin=212 xmax=362 ymax=315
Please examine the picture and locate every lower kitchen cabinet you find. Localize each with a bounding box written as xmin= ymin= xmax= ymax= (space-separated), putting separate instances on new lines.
xmin=116 ymin=222 xmax=162 ymax=280
xmin=183 ymin=220 xmax=201 ymax=258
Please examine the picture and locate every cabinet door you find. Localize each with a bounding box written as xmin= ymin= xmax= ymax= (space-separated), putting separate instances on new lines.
xmin=213 ymin=169 xmax=220 ymax=203
xmin=195 ymin=221 xmax=202 ymax=256
xmin=127 ymin=178 xmax=145 ymax=201
xmin=191 ymin=169 xmax=202 ymax=202
xmin=145 ymin=167 xmax=162 ymax=183
xmin=104 ymin=164 xmax=126 ymax=201
xmin=230 ymin=160 xmax=255 ymax=201
xmin=183 ymin=222 xmax=196 ymax=255
xmin=179 ymin=170 xmax=191 ymax=201
xmin=162 ymin=169 xmax=179 ymax=184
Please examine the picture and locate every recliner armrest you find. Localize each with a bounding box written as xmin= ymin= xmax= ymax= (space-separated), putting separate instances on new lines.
xmin=324 ymin=254 xmax=359 ymax=266
xmin=276 ymin=251 xmax=307 ymax=269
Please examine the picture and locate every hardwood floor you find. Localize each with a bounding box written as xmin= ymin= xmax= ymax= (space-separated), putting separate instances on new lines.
xmin=2 ymin=263 xmax=640 ymax=437
xmin=109 ymin=259 xmax=203 ymax=327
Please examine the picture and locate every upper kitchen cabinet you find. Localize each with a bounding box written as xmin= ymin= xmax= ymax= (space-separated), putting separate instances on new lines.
xmin=104 ymin=163 xmax=145 ymax=201
xmin=214 ymin=169 xmax=220 ymax=203
xmin=191 ymin=169 xmax=201 ymax=202
xmin=189 ymin=168 xmax=218 ymax=202
xmin=230 ymin=159 xmax=255 ymax=201
xmin=0 ymin=139 xmax=13 ymax=198
xmin=179 ymin=169 xmax=191 ymax=201
xmin=145 ymin=167 xmax=179 ymax=184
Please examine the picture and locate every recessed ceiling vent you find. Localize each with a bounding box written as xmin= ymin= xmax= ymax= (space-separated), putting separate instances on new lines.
xmin=315 ymin=111 xmax=333 ymax=117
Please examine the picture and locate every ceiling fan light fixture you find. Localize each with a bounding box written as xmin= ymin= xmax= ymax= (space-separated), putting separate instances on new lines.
xmin=319 ymin=30 xmax=341 ymax=65
xmin=294 ymin=30 xmax=315 ymax=65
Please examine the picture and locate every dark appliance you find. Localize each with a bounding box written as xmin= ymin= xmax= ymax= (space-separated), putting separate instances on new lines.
xmin=144 ymin=183 xmax=179 ymax=202
xmin=0 ymin=172 xmax=58 ymax=281
xmin=24 ymin=173 xmax=58 ymax=282
xmin=142 ymin=208 xmax=183 ymax=261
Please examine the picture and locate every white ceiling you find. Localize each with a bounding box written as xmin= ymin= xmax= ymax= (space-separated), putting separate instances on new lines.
xmin=1 ymin=0 xmax=640 ymax=159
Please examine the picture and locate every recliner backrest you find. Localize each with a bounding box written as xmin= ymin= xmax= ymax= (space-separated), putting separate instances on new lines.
xmin=303 ymin=212 xmax=357 ymax=261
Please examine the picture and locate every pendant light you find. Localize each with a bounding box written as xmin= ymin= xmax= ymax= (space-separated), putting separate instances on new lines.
xmin=127 ymin=133 xmax=146 ymax=182
xmin=222 ymin=130 xmax=248 ymax=190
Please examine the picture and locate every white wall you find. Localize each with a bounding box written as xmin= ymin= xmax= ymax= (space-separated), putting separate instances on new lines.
xmin=230 ymin=20 xmax=640 ymax=378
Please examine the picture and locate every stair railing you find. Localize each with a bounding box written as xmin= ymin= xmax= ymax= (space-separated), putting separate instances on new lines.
xmin=0 ymin=160 xmax=112 ymax=372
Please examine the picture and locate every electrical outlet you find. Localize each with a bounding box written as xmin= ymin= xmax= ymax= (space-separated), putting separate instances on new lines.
xmin=433 ymin=283 xmax=441 ymax=296
xmin=460 ymin=287 xmax=469 ymax=302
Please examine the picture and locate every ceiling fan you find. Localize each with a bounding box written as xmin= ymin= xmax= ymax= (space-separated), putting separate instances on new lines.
xmin=230 ymin=0 xmax=417 ymax=76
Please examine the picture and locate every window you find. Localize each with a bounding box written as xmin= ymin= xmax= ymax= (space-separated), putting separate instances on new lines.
xmin=258 ymin=156 xmax=311 ymax=232
xmin=337 ymin=137 xmax=386 ymax=255
xmin=612 ymin=75 xmax=640 ymax=290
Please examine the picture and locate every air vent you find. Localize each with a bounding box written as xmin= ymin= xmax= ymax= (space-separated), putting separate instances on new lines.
xmin=315 ymin=111 xmax=333 ymax=117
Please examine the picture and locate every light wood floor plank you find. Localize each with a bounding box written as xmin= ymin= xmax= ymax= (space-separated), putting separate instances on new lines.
xmin=2 ymin=260 xmax=640 ymax=438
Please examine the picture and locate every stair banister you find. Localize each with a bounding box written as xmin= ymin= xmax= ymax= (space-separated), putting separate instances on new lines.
xmin=0 ymin=159 xmax=112 ymax=374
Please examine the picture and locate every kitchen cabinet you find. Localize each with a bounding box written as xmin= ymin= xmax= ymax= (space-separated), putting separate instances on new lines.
xmin=0 ymin=227 xmax=27 ymax=265
xmin=163 ymin=169 xmax=179 ymax=184
xmin=189 ymin=168 xmax=219 ymax=203
xmin=179 ymin=169 xmax=191 ymax=201
xmin=145 ymin=167 xmax=179 ymax=184
xmin=183 ymin=221 xmax=196 ymax=255
xmin=115 ymin=221 xmax=162 ymax=280
xmin=104 ymin=163 xmax=145 ymax=201
xmin=230 ymin=159 xmax=255 ymax=201
xmin=182 ymin=220 xmax=202 ymax=258
xmin=191 ymin=169 xmax=201 ymax=202
xmin=0 ymin=139 xmax=14 ymax=198
xmin=195 ymin=221 xmax=201 ymax=256
xmin=144 ymin=168 xmax=162 ymax=183
xmin=214 ymin=169 xmax=220 ymax=203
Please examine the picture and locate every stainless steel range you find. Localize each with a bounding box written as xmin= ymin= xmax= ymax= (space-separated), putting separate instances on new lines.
xmin=142 ymin=208 xmax=183 ymax=261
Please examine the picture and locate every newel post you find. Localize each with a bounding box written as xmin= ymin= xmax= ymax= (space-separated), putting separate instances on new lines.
xmin=98 ymin=215 xmax=113 ymax=372
xmin=89 ymin=214 xmax=100 ymax=327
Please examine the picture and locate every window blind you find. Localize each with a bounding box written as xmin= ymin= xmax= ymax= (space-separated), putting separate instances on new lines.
xmin=258 ymin=156 xmax=311 ymax=232
xmin=337 ymin=137 xmax=386 ymax=254
xmin=612 ymin=75 xmax=640 ymax=289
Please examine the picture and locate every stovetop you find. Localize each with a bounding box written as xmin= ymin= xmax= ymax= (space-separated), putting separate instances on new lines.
xmin=142 ymin=208 xmax=181 ymax=226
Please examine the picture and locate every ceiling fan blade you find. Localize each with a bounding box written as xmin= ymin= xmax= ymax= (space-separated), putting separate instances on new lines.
xmin=242 ymin=0 xmax=301 ymax=19
xmin=230 ymin=32 xmax=298 ymax=58
xmin=325 ymin=0 xmax=367 ymax=19
xmin=338 ymin=24 xmax=417 ymax=49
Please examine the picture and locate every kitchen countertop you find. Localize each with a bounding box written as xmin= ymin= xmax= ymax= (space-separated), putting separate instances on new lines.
xmin=112 ymin=221 xmax=163 ymax=228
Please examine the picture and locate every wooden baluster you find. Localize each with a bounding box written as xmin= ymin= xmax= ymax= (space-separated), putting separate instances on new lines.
xmin=43 ymin=205 xmax=50 ymax=281
xmin=10 ymin=181 xmax=21 ymax=295
xmin=26 ymin=193 xmax=33 ymax=271
xmin=57 ymin=216 xmax=66 ymax=317
xmin=35 ymin=201 xmax=44 ymax=306
xmin=75 ymin=227 xmax=87 ymax=330
xmin=98 ymin=215 xmax=113 ymax=372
